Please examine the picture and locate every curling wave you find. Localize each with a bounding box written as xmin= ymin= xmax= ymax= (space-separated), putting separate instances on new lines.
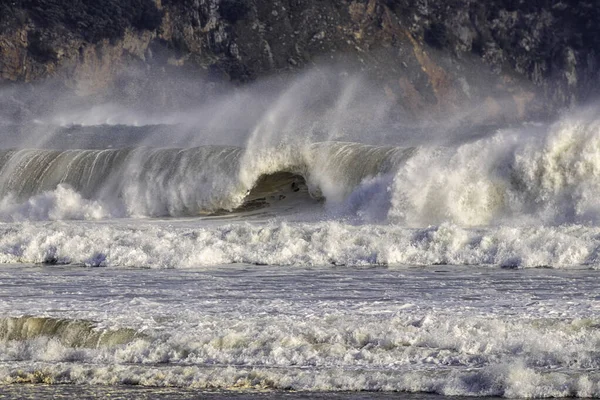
xmin=0 ymin=142 xmax=413 ymax=220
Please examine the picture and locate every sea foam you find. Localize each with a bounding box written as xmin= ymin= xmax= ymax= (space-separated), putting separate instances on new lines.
xmin=0 ymin=220 xmax=597 ymax=268
xmin=1 ymin=313 xmax=599 ymax=396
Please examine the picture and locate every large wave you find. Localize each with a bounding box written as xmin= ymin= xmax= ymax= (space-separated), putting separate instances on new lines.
xmin=0 ymin=142 xmax=413 ymax=220
xmin=0 ymin=109 xmax=599 ymax=226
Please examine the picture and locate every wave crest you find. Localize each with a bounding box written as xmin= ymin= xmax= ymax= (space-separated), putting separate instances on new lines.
xmin=0 ymin=142 xmax=409 ymax=219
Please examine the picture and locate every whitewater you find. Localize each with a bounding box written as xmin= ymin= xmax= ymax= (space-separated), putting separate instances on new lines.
xmin=1 ymin=87 xmax=600 ymax=397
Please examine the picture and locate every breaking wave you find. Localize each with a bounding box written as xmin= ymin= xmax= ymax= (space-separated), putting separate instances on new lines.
xmin=1 ymin=110 xmax=600 ymax=226
xmin=0 ymin=142 xmax=412 ymax=220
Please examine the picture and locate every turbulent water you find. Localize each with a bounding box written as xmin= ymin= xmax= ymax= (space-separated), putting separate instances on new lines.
xmin=1 ymin=109 xmax=600 ymax=398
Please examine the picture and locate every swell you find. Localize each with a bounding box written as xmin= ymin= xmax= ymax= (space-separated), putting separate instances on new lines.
xmin=0 ymin=316 xmax=144 ymax=348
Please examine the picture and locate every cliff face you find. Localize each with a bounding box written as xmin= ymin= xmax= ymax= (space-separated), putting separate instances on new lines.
xmin=0 ymin=0 xmax=598 ymax=122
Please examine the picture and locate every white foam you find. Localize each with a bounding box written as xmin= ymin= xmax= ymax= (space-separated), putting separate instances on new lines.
xmin=0 ymin=361 xmax=597 ymax=396
xmin=0 ymin=255 xmax=598 ymax=395
xmin=1 ymin=313 xmax=599 ymax=396
xmin=0 ymin=220 xmax=598 ymax=268
xmin=0 ymin=184 xmax=111 ymax=221
xmin=383 ymin=111 xmax=600 ymax=226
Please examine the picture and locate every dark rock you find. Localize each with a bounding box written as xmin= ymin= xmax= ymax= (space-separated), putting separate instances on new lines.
xmin=0 ymin=0 xmax=598 ymax=123
xmin=219 ymin=0 xmax=251 ymax=24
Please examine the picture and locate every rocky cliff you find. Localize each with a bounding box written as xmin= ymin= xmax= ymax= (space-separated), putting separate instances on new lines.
xmin=1 ymin=0 xmax=598 ymax=123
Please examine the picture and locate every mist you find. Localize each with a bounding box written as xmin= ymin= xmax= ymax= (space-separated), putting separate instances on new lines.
xmin=0 ymin=59 xmax=550 ymax=152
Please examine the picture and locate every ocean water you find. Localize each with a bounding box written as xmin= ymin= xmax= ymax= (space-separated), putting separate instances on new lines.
xmin=0 ymin=104 xmax=600 ymax=398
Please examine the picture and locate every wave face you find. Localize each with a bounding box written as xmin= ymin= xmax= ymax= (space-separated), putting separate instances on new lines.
xmin=0 ymin=317 xmax=142 ymax=348
xmin=0 ymin=146 xmax=245 ymax=218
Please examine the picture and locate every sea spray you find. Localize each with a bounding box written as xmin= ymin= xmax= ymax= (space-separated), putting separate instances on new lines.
xmin=385 ymin=111 xmax=600 ymax=226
